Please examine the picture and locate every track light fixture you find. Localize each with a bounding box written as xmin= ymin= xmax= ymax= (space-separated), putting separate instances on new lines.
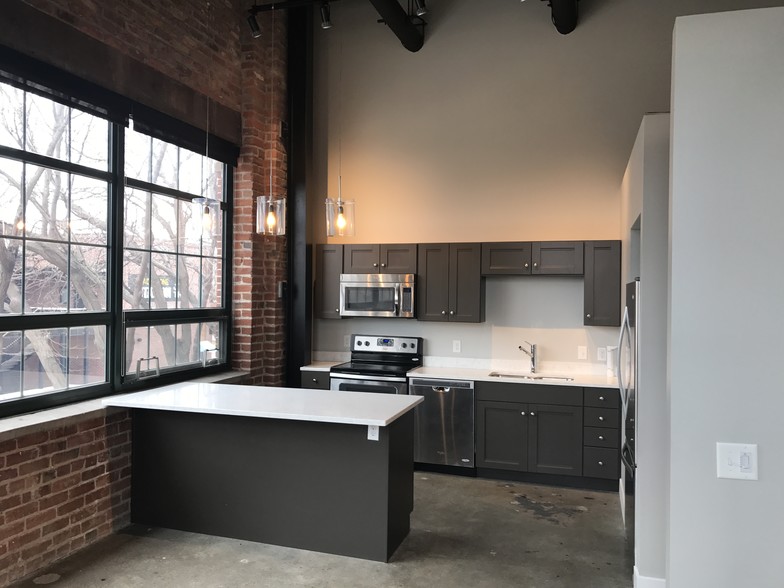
xmin=414 ymin=0 xmax=428 ymax=17
xmin=247 ymin=13 xmax=261 ymax=38
xmin=320 ymin=2 xmax=332 ymax=30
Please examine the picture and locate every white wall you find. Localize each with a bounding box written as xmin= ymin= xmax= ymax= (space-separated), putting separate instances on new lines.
xmin=620 ymin=114 xmax=670 ymax=586
xmin=668 ymin=8 xmax=784 ymax=587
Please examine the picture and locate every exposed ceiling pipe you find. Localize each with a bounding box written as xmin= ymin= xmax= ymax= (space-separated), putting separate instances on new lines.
xmin=367 ymin=0 xmax=424 ymax=52
xmin=547 ymin=0 xmax=578 ymax=35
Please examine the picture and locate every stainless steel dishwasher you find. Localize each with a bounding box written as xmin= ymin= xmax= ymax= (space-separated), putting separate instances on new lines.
xmin=410 ymin=378 xmax=474 ymax=467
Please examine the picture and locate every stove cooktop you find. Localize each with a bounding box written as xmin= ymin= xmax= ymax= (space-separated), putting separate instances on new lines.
xmin=330 ymin=361 xmax=414 ymax=378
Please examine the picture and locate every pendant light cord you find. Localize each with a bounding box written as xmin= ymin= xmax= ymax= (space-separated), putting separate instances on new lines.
xmin=269 ymin=9 xmax=275 ymax=199
xmin=337 ymin=6 xmax=343 ymax=205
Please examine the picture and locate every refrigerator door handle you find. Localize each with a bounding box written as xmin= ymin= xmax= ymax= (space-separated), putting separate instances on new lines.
xmin=616 ymin=306 xmax=631 ymax=419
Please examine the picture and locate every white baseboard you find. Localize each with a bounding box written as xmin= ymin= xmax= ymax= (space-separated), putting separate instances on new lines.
xmin=634 ymin=566 xmax=666 ymax=588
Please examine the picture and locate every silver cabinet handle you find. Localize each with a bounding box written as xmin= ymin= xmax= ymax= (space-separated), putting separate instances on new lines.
xmin=598 ymin=435 xmax=604 ymax=440
xmin=524 ymin=262 xmax=529 ymax=268
xmin=335 ymin=308 xmax=339 ymax=313
xmin=521 ymin=411 xmax=526 ymax=416
xmin=441 ymin=310 xmax=446 ymax=315
xmin=373 ymin=263 xmax=378 ymax=267
xmin=449 ymin=310 xmax=455 ymax=315
xmin=381 ymin=263 xmax=386 ymax=267
xmin=530 ymin=412 xmax=536 ymax=416
xmin=599 ymin=396 xmax=605 ymax=401
xmin=598 ymin=461 xmax=604 ymax=466
xmin=598 ymin=416 xmax=604 ymax=421
xmin=586 ymin=313 xmax=592 ymax=319
xmin=533 ymin=262 xmax=538 ymax=268
xmin=312 ymin=378 xmax=318 ymax=383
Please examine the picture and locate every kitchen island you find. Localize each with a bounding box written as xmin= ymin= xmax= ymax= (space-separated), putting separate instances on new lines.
xmin=103 ymin=383 xmax=423 ymax=562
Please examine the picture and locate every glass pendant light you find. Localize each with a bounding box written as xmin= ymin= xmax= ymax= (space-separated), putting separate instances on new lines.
xmin=256 ymin=9 xmax=286 ymax=236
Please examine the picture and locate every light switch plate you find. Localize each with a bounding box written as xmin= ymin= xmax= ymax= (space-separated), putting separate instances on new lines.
xmin=717 ymin=442 xmax=758 ymax=480
xmin=452 ymin=340 xmax=461 ymax=353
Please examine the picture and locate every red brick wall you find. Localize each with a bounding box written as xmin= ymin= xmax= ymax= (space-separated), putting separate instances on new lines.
xmin=234 ymin=11 xmax=289 ymax=385
xmin=0 ymin=410 xmax=132 ymax=586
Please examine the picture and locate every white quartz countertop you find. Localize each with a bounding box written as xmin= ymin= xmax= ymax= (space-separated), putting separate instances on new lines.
xmin=299 ymin=361 xmax=341 ymax=372
xmin=102 ymin=382 xmax=423 ymax=427
xmin=407 ymin=366 xmax=619 ymax=389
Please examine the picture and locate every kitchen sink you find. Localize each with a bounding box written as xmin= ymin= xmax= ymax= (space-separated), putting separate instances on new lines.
xmin=488 ymin=372 xmax=574 ymax=382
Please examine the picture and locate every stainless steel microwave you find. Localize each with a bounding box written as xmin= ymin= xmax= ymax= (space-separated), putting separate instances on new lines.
xmin=339 ymin=273 xmax=415 ymax=318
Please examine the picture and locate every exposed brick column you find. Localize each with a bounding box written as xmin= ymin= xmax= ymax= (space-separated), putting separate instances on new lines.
xmin=233 ymin=11 xmax=288 ymax=385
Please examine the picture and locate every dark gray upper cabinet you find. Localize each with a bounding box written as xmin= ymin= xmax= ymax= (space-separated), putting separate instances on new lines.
xmin=343 ymin=244 xmax=417 ymax=273
xmin=532 ymin=241 xmax=584 ymax=275
xmin=583 ymin=240 xmax=621 ymax=327
xmin=481 ymin=242 xmax=532 ymax=275
xmin=418 ymin=243 xmax=484 ymax=322
xmin=315 ymin=244 xmax=343 ymax=319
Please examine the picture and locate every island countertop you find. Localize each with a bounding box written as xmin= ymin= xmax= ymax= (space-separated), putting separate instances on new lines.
xmin=102 ymin=382 xmax=423 ymax=427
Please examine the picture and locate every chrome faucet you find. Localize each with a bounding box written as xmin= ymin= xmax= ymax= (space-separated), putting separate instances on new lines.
xmin=518 ymin=341 xmax=538 ymax=373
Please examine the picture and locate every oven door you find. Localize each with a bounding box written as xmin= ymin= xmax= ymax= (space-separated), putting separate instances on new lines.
xmin=330 ymin=375 xmax=408 ymax=395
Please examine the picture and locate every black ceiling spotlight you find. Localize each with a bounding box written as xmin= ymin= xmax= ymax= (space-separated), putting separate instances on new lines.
xmin=413 ymin=0 xmax=427 ymax=17
xmin=247 ymin=12 xmax=262 ymax=38
xmin=541 ymin=0 xmax=579 ymax=35
xmin=320 ymin=2 xmax=333 ymax=30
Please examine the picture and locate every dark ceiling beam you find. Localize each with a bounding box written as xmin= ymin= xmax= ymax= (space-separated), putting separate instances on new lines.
xmin=367 ymin=0 xmax=424 ymax=52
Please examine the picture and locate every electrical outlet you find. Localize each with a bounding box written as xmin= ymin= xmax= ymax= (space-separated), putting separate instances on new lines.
xmin=577 ymin=345 xmax=587 ymax=360
xmin=367 ymin=425 xmax=379 ymax=441
xmin=452 ymin=340 xmax=462 ymax=353
xmin=597 ymin=347 xmax=607 ymax=361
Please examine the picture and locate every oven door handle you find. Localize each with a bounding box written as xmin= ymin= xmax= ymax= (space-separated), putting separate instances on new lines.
xmin=330 ymin=372 xmax=407 ymax=383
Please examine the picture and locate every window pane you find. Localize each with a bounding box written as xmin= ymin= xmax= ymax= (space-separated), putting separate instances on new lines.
xmin=22 ymin=328 xmax=68 ymax=395
xmin=204 ymin=158 xmax=223 ymax=201
xmin=179 ymin=199 xmax=202 ymax=254
xmin=149 ymin=325 xmax=174 ymax=370
xmin=124 ymin=188 xmax=150 ymax=249
xmin=177 ymin=256 xmax=200 ymax=309
xmin=123 ymin=250 xmax=150 ymax=310
xmin=0 ymin=158 xmax=23 ymax=236
xmin=24 ymin=243 xmax=68 ymax=313
xmin=70 ymin=245 xmax=107 ymax=311
xmin=0 ymin=84 xmax=24 ymax=150
xmin=201 ymin=204 xmax=223 ymax=257
xmin=179 ymin=148 xmax=202 ymax=195
xmin=24 ymin=165 xmax=68 ymax=240
xmin=124 ymin=325 xmax=149 ymax=375
xmin=150 ymin=138 xmax=177 ymax=189
xmin=125 ymin=127 xmax=151 ymax=182
xmin=200 ymin=322 xmax=220 ymax=363
xmin=68 ymin=326 xmax=106 ymax=387
xmin=0 ymin=330 xmax=23 ymax=402
xmin=150 ymin=252 xmax=177 ymax=309
xmin=202 ymin=257 xmax=221 ymax=308
xmin=70 ymin=175 xmax=108 ymax=245
xmin=175 ymin=322 xmax=200 ymax=366
xmin=70 ymin=109 xmax=108 ymax=170
xmin=150 ymin=192 xmax=177 ymax=252
xmin=0 ymin=237 xmax=23 ymax=314
xmin=25 ymin=94 xmax=69 ymax=162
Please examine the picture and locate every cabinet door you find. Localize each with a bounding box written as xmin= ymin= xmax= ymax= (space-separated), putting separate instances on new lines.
xmin=449 ymin=243 xmax=485 ymax=322
xmin=527 ymin=404 xmax=583 ymax=476
xmin=583 ymin=240 xmax=621 ymax=326
xmin=476 ymin=401 xmax=528 ymax=471
xmin=300 ymin=370 xmax=330 ymax=389
xmin=381 ymin=244 xmax=417 ymax=273
xmin=315 ymin=244 xmax=343 ymax=319
xmin=532 ymin=241 xmax=584 ymax=275
xmin=343 ymin=244 xmax=380 ymax=273
xmin=417 ymin=243 xmax=450 ymax=321
xmin=481 ymin=242 xmax=532 ymax=275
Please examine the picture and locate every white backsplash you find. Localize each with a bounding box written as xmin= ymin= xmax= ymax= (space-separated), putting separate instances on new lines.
xmin=313 ymin=276 xmax=619 ymax=375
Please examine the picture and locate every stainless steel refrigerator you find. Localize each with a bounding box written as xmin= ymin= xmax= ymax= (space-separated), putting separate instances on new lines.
xmin=617 ymin=279 xmax=638 ymax=540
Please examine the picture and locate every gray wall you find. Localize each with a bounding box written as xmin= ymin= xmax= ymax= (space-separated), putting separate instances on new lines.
xmin=668 ymin=8 xmax=784 ymax=587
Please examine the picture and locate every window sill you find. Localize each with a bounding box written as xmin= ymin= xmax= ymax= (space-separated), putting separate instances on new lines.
xmin=0 ymin=370 xmax=249 ymax=441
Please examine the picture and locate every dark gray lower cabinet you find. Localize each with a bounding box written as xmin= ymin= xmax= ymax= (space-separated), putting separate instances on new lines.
xmin=300 ymin=370 xmax=329 ymax=389
xmin=476 ymin=395 xmax=583 ymax=476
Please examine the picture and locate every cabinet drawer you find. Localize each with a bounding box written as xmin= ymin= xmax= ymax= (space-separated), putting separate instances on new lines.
xmin=583 ymin=388 xmax=619 ymax=409
xmin=584 ymin=407 xmax=619 ymax=429
xmin=583 ymin=447 xmax=619 ymax=479
xmin=583 ymin=427 xmax=619 ymax=449
xmin=301 ymin=371 xmax=330 ymax=390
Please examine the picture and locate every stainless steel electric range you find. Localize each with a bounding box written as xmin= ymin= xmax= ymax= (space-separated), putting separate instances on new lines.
xmin=329 ymin=334 xmax=423 ymax=395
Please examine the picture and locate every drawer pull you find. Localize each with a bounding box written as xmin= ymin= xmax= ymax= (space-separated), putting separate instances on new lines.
xmin=598 ymin=416 xmax=604 ymax=421
xmin=312 ymin=378 xmax=318 ymax=383
xmin=521 ymin=411 xmax=526 ymax=416
xmin=598 ymin=435 xmax=604 ymax=441
xmin=530 ymin=412 xmax=536 ymax=417
xmin=598 ymin=461 xmax=604 ymax=466
xmin=599 ymin=396 xmax=605 ymax=401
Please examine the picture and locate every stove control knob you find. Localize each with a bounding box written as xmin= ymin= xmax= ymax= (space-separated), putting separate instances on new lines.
xmin=401 ymin=343 xmax=407 ymax=348
xmin=364 ymin=341 xmax=370 ymax=346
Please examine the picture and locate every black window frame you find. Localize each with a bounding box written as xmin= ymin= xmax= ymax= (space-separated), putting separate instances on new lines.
xmin=0 ymin=47 xmax=236 ymax=418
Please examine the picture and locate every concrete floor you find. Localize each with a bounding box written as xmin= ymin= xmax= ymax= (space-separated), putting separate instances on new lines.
xmin=14 ymin=474 xmax=633 ymax=588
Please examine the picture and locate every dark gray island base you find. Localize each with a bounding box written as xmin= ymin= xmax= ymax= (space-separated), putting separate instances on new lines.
xmin=105 ymin=384 xmax=422 ymax=563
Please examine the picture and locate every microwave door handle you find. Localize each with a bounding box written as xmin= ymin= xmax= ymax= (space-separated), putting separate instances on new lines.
xmin=394 ymin=284 xmax=400 ymax=316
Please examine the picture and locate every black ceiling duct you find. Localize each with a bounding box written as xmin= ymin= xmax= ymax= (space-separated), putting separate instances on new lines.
xmin=546 ymin=0 xmax=578 ymax=35
xmin=368 ymin=0 xmax=424 ymax=52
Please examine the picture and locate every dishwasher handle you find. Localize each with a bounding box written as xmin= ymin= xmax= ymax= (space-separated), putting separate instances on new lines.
xmin=410 ymin=378 xmax=474 ymax=390
xmin=432 ymin=386 xmax=451 ymax=393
